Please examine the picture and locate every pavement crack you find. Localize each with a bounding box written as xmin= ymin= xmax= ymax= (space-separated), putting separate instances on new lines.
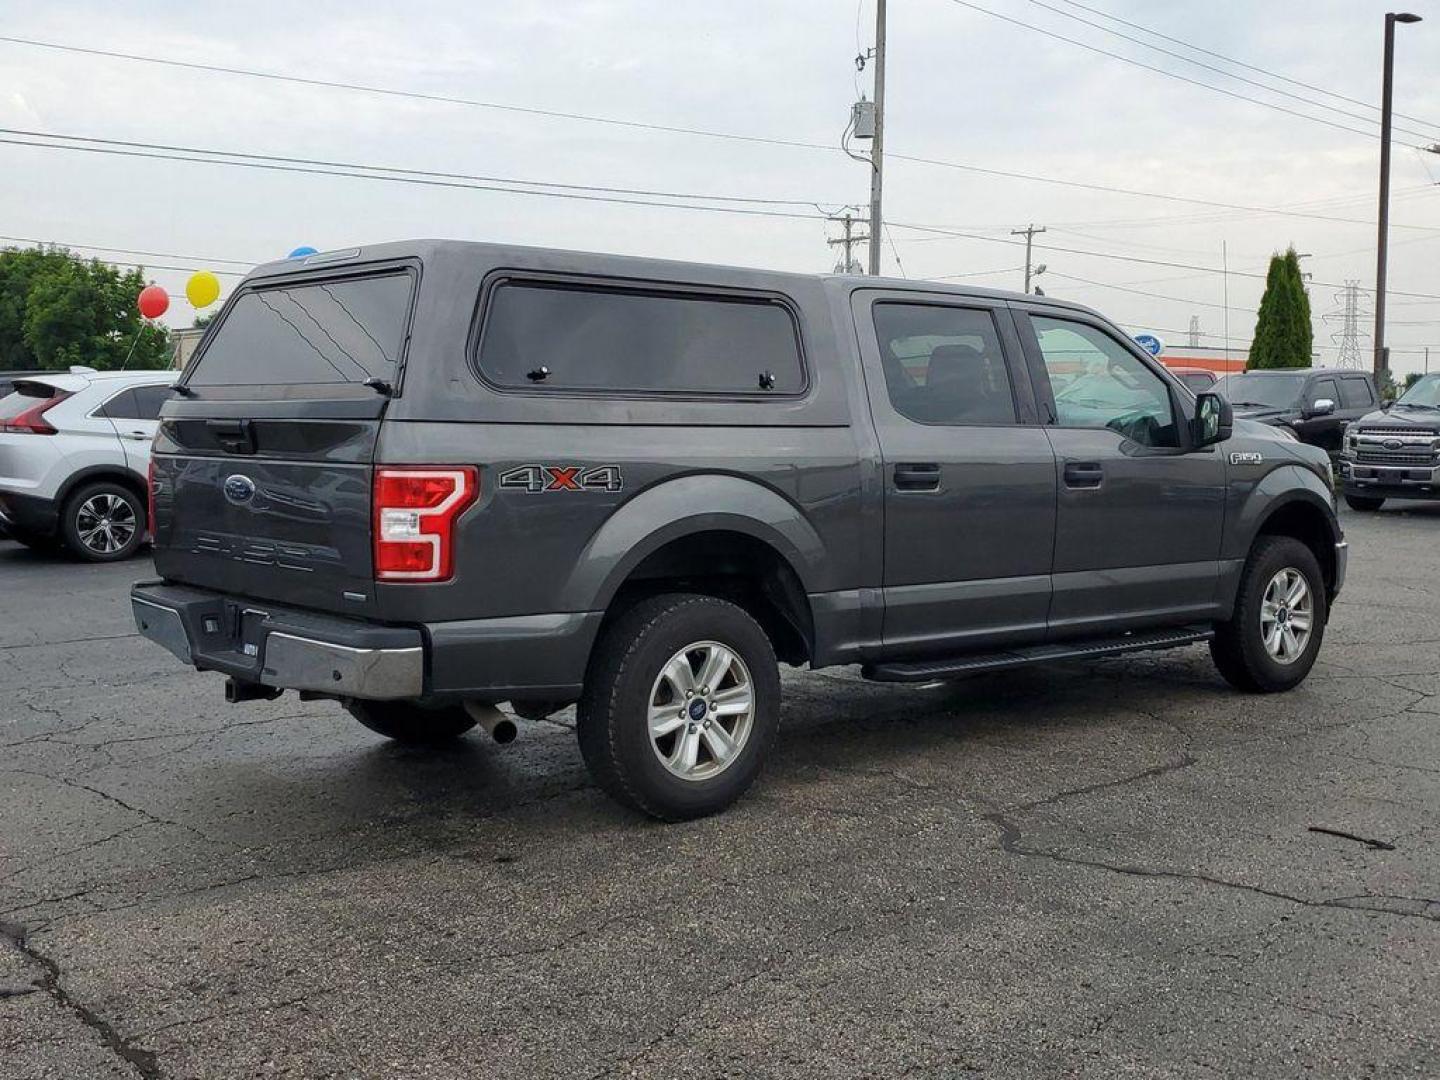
xmin=1306 ymin=825 xmax=1396 ymax=851
xmin=0 ymin=920 xmax=165 ymax=1079
xmin=1012 ymin=754 xmax=1199 ymax=814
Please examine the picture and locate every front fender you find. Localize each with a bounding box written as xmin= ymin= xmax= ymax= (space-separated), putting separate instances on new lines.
xmin=559 ymin=474 xmax=827 ymax=613
xmin=1225 ymin=462 xmax=1341 ymax=562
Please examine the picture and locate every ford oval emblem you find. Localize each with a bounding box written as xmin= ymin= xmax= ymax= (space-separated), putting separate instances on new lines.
xmin=223 ymin=474 xmax=256 ymax=505
xmin=1384 ymin=439 xmax=1403 ymax=451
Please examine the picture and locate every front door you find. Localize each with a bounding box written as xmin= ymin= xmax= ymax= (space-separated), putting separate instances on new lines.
xmin=1016 ymin=308 xmax=1227 ymax=638
xmin=852 ymin=291 xmax=1056 ymax=657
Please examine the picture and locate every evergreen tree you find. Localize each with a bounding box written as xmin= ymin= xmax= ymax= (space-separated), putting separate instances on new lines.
xmin=1247 ymin=247 xmax=1313 ymax=369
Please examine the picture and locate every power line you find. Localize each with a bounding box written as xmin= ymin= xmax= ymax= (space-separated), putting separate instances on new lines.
xmin=1051 ymin=0 xmax=1440 ymax=131
xmin=0 ymin=233 xmax=256 ymax=268
xmin=944 ymin=0 xmax=1438 ymax=151
xmin=1022 ymin=0 xmax=1440 ymax=143
xmin=0 ymin=135 xmax=831 ymax=225
xmin=0 ymin=127 xmax=840 ymax=210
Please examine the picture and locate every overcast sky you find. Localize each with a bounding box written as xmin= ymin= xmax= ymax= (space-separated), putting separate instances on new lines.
xmin=4 ymin=0 xmax=1440 ymax=375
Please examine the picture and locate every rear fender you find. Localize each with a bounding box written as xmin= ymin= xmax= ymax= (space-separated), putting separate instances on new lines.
xmin=560 ymin=474 xmax=826 ymax=614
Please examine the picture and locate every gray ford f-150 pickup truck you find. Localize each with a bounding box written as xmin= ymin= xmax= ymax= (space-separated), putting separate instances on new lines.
xmin=133 ymin=241 xmax=1346 ymax=819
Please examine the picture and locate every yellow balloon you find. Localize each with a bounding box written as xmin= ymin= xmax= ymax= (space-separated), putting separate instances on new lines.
xmin=185 ymin=270 xmax=221 ymax=309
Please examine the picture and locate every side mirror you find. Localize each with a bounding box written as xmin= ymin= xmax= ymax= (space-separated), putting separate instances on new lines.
xmin=1307 ymin=397 xmax=1336 ymax=418
xmin=1193 ymin=391 xmax=1233 ymax=447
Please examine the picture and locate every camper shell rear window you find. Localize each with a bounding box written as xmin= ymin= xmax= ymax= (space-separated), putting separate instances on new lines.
xmin=186 ymin=269 xmax=416 ymax=389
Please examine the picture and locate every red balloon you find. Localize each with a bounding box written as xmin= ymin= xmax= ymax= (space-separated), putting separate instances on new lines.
xmin=137 ymin=285 xmax=169 ymax=320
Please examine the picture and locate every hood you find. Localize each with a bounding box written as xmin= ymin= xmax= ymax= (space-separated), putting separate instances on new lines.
xmin=1355 ymin=405 xmax=1440 ymax=430
xmin=1234 ymin=417 xmax=1299 ymax=441
xmin=1230 ymin=404 xmax=1297 ymax=422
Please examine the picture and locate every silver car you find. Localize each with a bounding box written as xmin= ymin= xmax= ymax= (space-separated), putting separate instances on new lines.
xmin=0 ymin=367 xmax=177 ymax=561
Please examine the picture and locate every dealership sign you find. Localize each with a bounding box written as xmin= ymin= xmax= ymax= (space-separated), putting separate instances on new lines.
xmin=1133 ymin=333 xmax=1164 ymax=357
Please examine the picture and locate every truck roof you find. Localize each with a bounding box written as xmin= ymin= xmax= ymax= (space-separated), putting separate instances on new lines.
xmin=243 ymin=238 xmax=1099 ymax=314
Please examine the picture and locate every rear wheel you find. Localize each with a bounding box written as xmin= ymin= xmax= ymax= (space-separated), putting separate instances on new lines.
xmin=1210 ymin=536 xmax=1326 ymax=693
xmin=1344 ymin=494 xmax=1385 ymax=512
xmin=577 ymin=594 xmax=780 ymax=821
xmin=60 ymin=482 xmax=145 ymax=562
xmin=345 ymin=700 xmax=476 ymax=744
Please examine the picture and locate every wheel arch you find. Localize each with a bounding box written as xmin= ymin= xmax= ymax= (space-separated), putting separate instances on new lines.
xmin=1249 ymin=489 xmax=1342 ymax=600
xmin=56 ymin=465 xmax=148 ymax=513
xmin=564 ymin=476 xmax=827 ymax=666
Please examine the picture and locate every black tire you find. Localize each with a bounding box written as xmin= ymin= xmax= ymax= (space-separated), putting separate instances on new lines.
xmin=1344 ymin=494 xmax=1385 ymax=512
xmin=344 ymin=700 xmax=476 ymax=744
xmin=59 ymin=481 xmax=146 ymax=562
xmin=1210 ymin=535 xmax=1327 ymax=693
xmin=577 ymin=593 xmax=781 ymax=821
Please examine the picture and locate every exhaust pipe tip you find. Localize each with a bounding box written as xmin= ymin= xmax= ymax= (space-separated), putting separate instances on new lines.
xmin=464 ymin=701 xmax=518 ymax=744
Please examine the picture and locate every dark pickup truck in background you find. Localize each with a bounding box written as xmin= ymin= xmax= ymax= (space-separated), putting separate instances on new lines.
xmin=132 ymin=241 xmax=1346 ymax=819
xmin=1339 ymin=372 xmax=1440 ymax=511
xmin=1214 ymin=368 xmax=1380 ymax=455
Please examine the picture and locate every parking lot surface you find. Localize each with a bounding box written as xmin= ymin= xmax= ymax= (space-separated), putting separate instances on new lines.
xmin=1 ymin=504 xmax=1437 ymax=1079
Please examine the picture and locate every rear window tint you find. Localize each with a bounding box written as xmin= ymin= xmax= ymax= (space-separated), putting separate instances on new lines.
xmin=476 ymin=281 xmax=805 ymax=395
xmin=188 ymin=272 xmax=413 ymax=388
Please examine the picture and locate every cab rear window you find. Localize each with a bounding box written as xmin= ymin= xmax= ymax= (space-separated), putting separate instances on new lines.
xmin=475 ymin=280 xmax=806 ymax=396
xmin=187 ymin=272 xmax=414 ymax=387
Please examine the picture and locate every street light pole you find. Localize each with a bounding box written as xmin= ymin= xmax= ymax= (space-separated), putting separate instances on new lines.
xmin=1375 ymin=12 xmax=1422 ymax=382
xmin=867 ymin=0 xmax=886 ymax=276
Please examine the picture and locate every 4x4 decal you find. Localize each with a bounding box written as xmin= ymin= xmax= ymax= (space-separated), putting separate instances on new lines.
xmin=498 ymin=464 xmax=624 ymax=494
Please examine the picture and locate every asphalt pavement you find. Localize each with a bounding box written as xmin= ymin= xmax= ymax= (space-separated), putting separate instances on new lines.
xmin=1 ymin=503 xmax=1437 ymax=1079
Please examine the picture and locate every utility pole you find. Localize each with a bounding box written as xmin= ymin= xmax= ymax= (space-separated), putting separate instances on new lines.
xmin=867 ymin=0 xmax=886 ymax=276
xmin=1375 ymin=12 xmax=1424 ymax=381
xmin=1187 ymin=316 xmax=1201 ymax=348
xmin=1011 ymin=224 xmax=1046 ymax=293
xmin=827 ymin=211 xmax=868 ymax=274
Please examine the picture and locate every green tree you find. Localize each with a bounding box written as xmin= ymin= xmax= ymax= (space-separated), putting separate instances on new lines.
xmin=1403 ymin=371 xmax=1423 ymax=392
xmin=0 ymin=245 xmax=170 ymax=371
xmin=1247 ymin=247 xmax=1313 ymax=370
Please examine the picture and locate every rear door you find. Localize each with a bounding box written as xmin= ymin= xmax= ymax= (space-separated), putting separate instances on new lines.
xmin=98 ymin=382 xmax=173 ymax=474
xmin=153 ymin=264 xmax=418 ymax=616
xmin=851 ymin=290 xmax=1056 ymax=656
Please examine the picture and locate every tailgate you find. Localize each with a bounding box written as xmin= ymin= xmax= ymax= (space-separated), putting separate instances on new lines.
xmin=151 ymin=263 xmax=418 ymax=617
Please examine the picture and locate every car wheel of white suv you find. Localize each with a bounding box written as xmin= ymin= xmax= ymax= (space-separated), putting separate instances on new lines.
xmin=60 ymin=481 xmax=146 ymax=562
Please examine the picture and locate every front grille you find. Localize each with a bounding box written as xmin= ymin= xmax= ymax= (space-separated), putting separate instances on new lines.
xmin=1356 ymin=426 xmax=1439 ymax=437
xmin=1356 ymin=447 xmax=1435 ymax=465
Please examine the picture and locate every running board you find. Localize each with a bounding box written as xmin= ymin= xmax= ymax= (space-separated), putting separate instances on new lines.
xmin=862 ymin=625 xmax=1214 ymax=683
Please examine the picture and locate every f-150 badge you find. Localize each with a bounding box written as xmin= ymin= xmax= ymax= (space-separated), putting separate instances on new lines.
xmin=1229 ymin=452 xmax=1264 ymax=465
xmin=498 ymin=464 xmax=624 ymax=493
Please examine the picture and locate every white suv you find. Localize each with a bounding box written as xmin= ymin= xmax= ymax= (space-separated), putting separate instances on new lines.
xmin=0 ymin=368 xmax=177 ymax=561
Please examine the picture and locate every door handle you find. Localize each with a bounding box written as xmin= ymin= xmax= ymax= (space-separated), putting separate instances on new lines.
xmin=1063 ymin=461 xmax=1104 ymax=489
xmin=894 ymin=463 xmax=941 ymax=491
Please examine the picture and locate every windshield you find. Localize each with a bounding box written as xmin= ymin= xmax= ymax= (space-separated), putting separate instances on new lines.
xmin=1214 ymin=372 xmax=1305 ymax=409
xmin=1396 ymin=373 xmax=1440 ymax=408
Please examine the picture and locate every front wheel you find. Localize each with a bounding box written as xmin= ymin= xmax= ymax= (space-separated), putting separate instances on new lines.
xmin=1210 ymin=536 xmax=1326 ymax=693
xmin=344 ymin=700 xmax=476 ymax=744
xmin=1344 ymin=494 xmax=1385 ymax=512
xmin=577 ymin=594 xmax=780 ymax=821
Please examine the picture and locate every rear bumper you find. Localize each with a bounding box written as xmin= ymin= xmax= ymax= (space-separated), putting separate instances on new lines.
xmin=131 ymin=580 xmax=601 ymax=703
xmin=132 ymin=581 xmax=424 ymax=700
xmin=0 ymin=490 xmax=59 ymax=538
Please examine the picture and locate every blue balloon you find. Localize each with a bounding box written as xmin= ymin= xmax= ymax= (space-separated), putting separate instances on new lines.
xmin=288 ymin=246 xmax=318 ymax=259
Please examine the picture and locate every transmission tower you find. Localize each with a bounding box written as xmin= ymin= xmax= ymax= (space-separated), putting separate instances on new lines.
xmin=1323 ymin=281 xmax=1371 ymax=370
xmin=1187 ymin=316 xmax=1200 ymax=348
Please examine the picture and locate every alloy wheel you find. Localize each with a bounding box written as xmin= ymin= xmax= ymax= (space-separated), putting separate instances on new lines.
xmin=647 ymin=640 xmax=755 ymax=781
xmin=1260 ymin=567 xmax=1313 ymax=665
xmin=75 ymin=493 xmax=138 ymax=555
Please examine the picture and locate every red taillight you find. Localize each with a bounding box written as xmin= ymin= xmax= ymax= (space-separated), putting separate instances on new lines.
xmin=373 ymin=466 xmax=478 ymax=582
xmin=0 ymin=391 xmax=71 ymax=435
